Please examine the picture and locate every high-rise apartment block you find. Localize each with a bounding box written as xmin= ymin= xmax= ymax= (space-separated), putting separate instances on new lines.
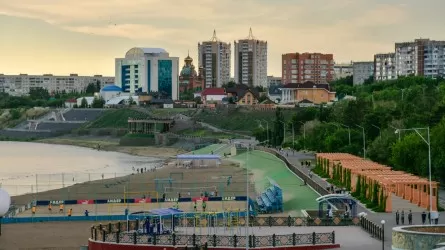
xmin=198 ymin=31 xmax=231 ymax=88
xmin=395 ymin=39 xmax=445 ymax=78
xmin=115 ymin=47 xmax=179 ymax=100
xmin=353 ymin=62 xmax=374 ymax=85
xmin=333 ymin=63 xmax=353 ymax=80
xmin=0 ymin=73 xmax=114 ymax=96
xmin=234 ymin=28 xmax=268 ymax=87
xmin=374 ymin=53 xmax=396 ymax=81
xmin=375 ymin=38 xmax=445 ymax=81
xmin=282 ymin=53 xmax=334 ymax=84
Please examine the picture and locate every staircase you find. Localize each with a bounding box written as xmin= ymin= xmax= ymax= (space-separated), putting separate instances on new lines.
xmin=391 ymin=195 xmax=425 ymax=212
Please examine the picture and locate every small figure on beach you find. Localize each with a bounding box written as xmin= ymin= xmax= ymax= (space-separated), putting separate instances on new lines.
xmin=162 ymin=193 xmax=166 ymax=200
xmin=68 ymin=208 xmax=72 ymax=217
xmin=202 ymin=201 xmax=207 ymax=212
xmin=59 ymin=204 xmax=64 ymax=213
xmin=32 ymin=206 xmax=36 ymax=215
xmin=48 ymin=203 xmax=52 ymax=213
xmin=102 ymin=174 xmax=104 ymax=179
xmin=194 ymin=201 xmax=197 ymax=212
xmin=85 ymin=210 xmax=89 ymax=216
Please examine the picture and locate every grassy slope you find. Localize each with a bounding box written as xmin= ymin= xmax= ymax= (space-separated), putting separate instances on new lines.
xmin=193 ymin=109 xmax=296 ymax=132
xmin=231 ymin=150 xmax=319 ymax=215
xmin=85 ymin=109 xmax=150 ymax=129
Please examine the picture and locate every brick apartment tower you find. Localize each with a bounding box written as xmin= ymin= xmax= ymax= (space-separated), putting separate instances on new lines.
xmin=282 ymin=53 xmax=334 ymax=84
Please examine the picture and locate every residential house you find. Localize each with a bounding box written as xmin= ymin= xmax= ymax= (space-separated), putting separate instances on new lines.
xmin=200 ymin=88 xmax=226 ymax=104
xmin=225 ymin=84 xmax=260 ymax=105
xmin=279 ymin=81 xmax=336 ymax=105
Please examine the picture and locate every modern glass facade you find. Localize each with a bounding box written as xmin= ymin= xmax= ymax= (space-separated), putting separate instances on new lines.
xmin=121 ymin=65 xmax=130 ymax=92
xmin=158 ymin=60 xmax=172 ymax=98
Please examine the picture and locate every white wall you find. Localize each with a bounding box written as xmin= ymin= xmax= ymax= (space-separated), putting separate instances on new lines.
xmin=205 ymin=94 xmax=226 ymax=102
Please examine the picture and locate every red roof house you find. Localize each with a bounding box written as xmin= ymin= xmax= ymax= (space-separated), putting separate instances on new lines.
xmin=200 ymin=88 xmax=226 ymax=104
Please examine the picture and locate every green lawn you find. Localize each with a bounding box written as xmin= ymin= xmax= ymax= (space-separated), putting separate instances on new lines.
xmin=86 ymin=109 xmax=149 ymax=128
xmin=231 ymin=150 xmax=319 ymax=215
xmin=150 ymin=108 xmax=195 ymax=116
xmin=179 ymin=129 xmax=233 ymax=139
xmin=191 ymin=144 xmax=227 ymax=155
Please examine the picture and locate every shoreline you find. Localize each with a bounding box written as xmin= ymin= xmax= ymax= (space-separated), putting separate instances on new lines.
xmin=36 ymin=137 xmax=187 ymax=159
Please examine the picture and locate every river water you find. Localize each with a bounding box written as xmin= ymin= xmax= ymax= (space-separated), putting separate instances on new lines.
xmin=0 ymin=141 xmax=162 ymax=196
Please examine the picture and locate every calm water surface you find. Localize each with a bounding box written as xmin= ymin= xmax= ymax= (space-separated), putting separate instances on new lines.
xmin=0 ymin=141 xmax=162 ymax=196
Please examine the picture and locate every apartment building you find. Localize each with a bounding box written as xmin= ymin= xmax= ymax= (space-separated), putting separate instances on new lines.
xmin=353 ymin=62 xmax=374 ymax=85
xmin=282 ymin=53 xmax=335 ymax=84
xmin=0 ymin=73 xmax=114 ymax=96
xmin=374 ymin=53 xmax=397 ymax=81
xmin=198 ymin=30 xmax=231 ymax=88
xmin=395 ymin=39 xmax=445 ymax=78
xmin=234 ymin=28 xmax=268 ymax=87
xmin=267 ymin=76 xmax=282 ymax=87
xmin=115 ymin=47 xmax=179 ymax=100
xmin=333 ymin=63 xmax=353 ymax=80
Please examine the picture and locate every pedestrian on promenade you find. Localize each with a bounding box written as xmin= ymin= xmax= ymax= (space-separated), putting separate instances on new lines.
xmin=395 ymin=210 xmax=400 ymax=225
xmin=194 ymin=201 xmax=197 ymax=212
xmin=301 ymin=161 xmax=304 ymax=167
xmin=68 ymin=208 xmax=72 ymax=217
xmin=48 ymin=203 xmax=52 ymax=213
xmin=428 ymin=211 xmax=431 ymax=224
xmin=162 ymin=193 xmax=166 ymax=200
xmin=85 ymin=210 xmax=89 ymax=216
xmin=401 ymin=210 xmax=405 ymax=225
xmin=309 ymin=170 xmax=313 ymax=179
xmin=59 ymin=203 xmax=64 ymax=214
xmin=408 ymin=210 xmax=412 ymax=225
xmin=421 ymin=211 xmax=426 ymax=224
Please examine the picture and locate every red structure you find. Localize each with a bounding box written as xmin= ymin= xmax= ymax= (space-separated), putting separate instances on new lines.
xmin=179 ymin=53 xmax=204 ymax=93
xmin=89 ymin=241 xmax=340 ymax=250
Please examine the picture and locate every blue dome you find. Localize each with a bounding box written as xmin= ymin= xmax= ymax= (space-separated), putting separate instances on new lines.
xmin=101 ymin=85 xmax=122 ymax=92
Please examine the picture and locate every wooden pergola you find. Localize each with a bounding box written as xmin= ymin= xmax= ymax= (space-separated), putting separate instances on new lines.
xmin=316 ymin=153 xmax=439 ymax=212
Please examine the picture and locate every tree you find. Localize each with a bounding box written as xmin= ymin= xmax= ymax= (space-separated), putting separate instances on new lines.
xmin=92 ymin=96 xmax=105 ymax=108
xmin=80 ymin=97 xmax=88 ymax=108
xmin=29 ymin=87 xmax=50 ymax=100
xmin=273 ymin=107 xmax=285 ymax=146
xmin=222 ymin=81 xmax=236 ymax=88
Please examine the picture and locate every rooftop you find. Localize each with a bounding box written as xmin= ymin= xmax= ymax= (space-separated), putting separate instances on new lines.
xmin=125 ymin=47 xmax=168 ymax=58
xmin=201 ymin=88 xmax=226 ymax=96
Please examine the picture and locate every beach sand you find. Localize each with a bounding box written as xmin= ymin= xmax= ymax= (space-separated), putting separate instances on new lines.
xmin=37 ymin=137 xmax=187 ymax=158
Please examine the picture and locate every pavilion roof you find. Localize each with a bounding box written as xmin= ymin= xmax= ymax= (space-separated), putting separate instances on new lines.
xmin=316 ymin=153 xmax=361 ymax=161
xmin=338 ymin=159 xmax=390 ymax=171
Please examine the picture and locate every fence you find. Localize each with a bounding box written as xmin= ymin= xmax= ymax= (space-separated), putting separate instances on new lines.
xmin=91 ymin=221 xmax=336 ymax=248
xmin=360 ymin=216 xmax=384 ymax=241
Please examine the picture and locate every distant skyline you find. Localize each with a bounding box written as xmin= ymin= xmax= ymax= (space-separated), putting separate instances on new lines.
xmin=1 ymin=0 xmax=445 ymax=77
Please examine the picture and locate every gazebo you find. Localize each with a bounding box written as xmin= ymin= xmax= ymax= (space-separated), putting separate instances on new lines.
xmin=316 ymin=194 xmax=357 ymax=218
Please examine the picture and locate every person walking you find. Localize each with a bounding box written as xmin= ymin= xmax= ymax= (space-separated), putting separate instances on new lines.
xmin=401 ymin=210 xmax=405 ymax=225
xmin=202 ymin=201 xmax=207 ymax=212
xmin=395 ymin=210 xmax=400 ymax=225
xmin=59 ymin=203 xmax=64 ymax=214
xmin=68 ymin=208 xmax=73 ymax=217
xmin=408 ymin=210 xmax=413 ymax=225
xmin=48 ymin=203 xmax=52 ymax=213
xmin=193 ymin=201 xmax=197 ymax=212
xmin=421 ymin=211 xmax=426 ymax=224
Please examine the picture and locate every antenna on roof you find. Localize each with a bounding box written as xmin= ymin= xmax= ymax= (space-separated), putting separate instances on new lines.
xmin=210 ymin=30 xmax=218 ymax=42
xmin=187 ymin=50 xmax=190 ymax=57
xmin=247 ymin=27 xmax=255 ymax=40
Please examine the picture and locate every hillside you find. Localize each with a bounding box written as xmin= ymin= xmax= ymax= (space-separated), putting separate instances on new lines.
xmin=84 ymin=109 xmax=150 ymax=129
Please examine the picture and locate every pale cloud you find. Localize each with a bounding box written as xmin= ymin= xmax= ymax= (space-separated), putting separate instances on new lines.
xmin=1 ymin=0 xmax=444 ymax=76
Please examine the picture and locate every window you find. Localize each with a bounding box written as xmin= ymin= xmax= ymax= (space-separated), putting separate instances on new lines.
xmin=291 ymin=70 xmax=297 ymax=74
xmin=291 ymin=59 xmax=297 ymax=64
xmin=283 ymin=60 xmax=287 ymax=65
xmin=158 ymin=60 xmax=173 ymax=98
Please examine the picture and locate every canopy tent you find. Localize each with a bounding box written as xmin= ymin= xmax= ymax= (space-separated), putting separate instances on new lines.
xmin=176 ymin=154 xmax=221 ymax=168
xmin=316 ymin=194 xmax=357 ymax=218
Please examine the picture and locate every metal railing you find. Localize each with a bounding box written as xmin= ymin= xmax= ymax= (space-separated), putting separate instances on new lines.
xmin=91 ymin=222 xmax=336 ymax=247
xmin=360 ymin=216 xmax=384 ymax=241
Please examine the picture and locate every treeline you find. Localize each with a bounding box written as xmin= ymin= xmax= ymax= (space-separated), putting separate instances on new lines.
xmin=0 ymin=83 xmax=101 ymax=109
xmin=254 ymin=76 xmax=445 ymax=183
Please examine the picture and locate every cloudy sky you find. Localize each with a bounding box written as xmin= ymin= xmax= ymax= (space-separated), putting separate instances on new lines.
xmin=1 ymin=0 xmax=444 ymax=77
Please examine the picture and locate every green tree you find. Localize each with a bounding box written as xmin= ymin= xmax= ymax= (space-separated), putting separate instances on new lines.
xmin=29 ymin=87 xmax=50 ymax=100
xmin=390 ymin=133 xmax=428 ymax=176
xmin=80 ymin=97 xmax=88 ymax=108
xmin=273 ymin=107 xmax=285 ymax=146
xmin=92 ymin=96 xmax=105 ymax=108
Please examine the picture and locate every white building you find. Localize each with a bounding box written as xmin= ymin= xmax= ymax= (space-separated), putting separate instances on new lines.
xmin=395 ymin=39 xmax=445 ymax=78
xmin=0 ymin=74 xmax=114 ymax=96
xmin=333 ymin=63 xmax=353 ymax=80
xmin=100 ymin=85 xmax=127 ymax=102
xmin=352 ymin=62 xmax=374 ymax=85
xmin=115 ymin=47 xmax=179 ymax=100
xmin=374 ymin=53 xmax=397 ymax=81
xmin=234 ymin=28 xmax=268 ymax=88
xmin=267 ymin=76 xmax=282 ymax=87
xmin=198 ymin=30 xmax=231 ymax=88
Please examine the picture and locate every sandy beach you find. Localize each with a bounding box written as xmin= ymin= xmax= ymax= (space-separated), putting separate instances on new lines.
xmin=37 ymin=137 xmax=187 ymax=159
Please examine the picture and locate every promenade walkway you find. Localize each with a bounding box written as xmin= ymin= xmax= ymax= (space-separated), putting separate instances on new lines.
xmin=274 ymin=148 xmax=418 ymax=248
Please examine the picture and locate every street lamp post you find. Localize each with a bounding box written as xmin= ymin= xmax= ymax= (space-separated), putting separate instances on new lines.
xmin=381 ymin=220 xmax=385 ymax=250
xmin=279 ymin=121 xmax=286 ymax=145
xmin=246 ymin=144 xmax=250 ymax=250
xmin=371 ymin=124 xmax=381 ymax=138
xmin=355 ymin=124 xmax=366 ymax=159
xmin=261 ymin=119 xmax=269 ymax=146
xmin=394 ymin=127 xmax=433 ymax=222
xmin=291 ymin=123 xmax=295 ymax=149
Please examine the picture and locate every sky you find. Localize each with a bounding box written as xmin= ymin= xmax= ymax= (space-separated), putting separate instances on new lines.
xmin=1 ymin=0 xmax=445 ymax=77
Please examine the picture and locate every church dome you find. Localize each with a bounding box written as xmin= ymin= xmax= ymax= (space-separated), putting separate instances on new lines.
xmin=180 ymin=65 xmax=197 ymax=77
